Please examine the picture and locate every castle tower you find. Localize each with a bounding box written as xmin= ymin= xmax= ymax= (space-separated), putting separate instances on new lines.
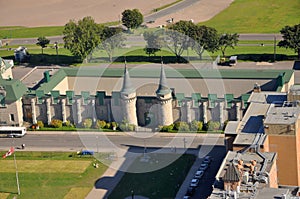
xmin=156 ymin=64 xmax=173 ymax=126
xmin=120 ymin=63 xmax=138 ymax=126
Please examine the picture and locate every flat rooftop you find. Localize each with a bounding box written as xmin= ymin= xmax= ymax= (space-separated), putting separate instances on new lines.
xmin=19 ymin=66 xmax=293 ymax=97
xmin=264 ymin=104 xmax=300 ymax=124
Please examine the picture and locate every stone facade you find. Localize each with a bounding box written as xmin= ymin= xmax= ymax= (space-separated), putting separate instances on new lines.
xmin=21 ymin=93 xmax=243 ymax=127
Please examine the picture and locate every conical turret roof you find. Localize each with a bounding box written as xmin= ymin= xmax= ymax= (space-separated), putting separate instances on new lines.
xmin=156 ymin=63 xmax=171 ymax=95
xmin=120 ymin=62 xmax=135 ymax=95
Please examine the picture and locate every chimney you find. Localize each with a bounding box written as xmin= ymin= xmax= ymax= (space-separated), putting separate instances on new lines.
xmin=249 ymin=160 xmax=257 ymax=174
xmin=253 ymin=83 xmax=261 ymax=93
xmin=43 ymin=71 xmax=50 ymax=83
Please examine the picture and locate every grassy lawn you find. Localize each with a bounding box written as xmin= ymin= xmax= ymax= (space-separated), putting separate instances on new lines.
xmin=211 ymin=45 xmax=297 ymax=62
xmin=0 ymin=152 xmax=108 ymax=199
xmin=200 ymin=0 xmax=300 ymax=33
xmin=0 ymin=22 xmax=120 ymax=39
xmin=0 ymin=41 xmax=296 ymax=66
xmin=0 ymin=26 xmax=64 ymax=39
xmin=108 ymin=153 xmax=195 ymax=199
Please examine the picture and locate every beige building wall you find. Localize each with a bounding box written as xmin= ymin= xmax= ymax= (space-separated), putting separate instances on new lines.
xmin=0 ymin=100 xmax=23 ymax=126
xmin=52 ymin=77 xmax=69 ymax=94
xmin=1 ymin=67 xmax=13 ymax=79
xmin=267 ymin=134 xmax=299 ymax=186
xmin=268 ymin=157 xmax=278 ymax=188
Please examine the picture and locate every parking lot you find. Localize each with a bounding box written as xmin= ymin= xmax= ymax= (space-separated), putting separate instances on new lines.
xmin=178 ymin=145 xmax=226 ymax=199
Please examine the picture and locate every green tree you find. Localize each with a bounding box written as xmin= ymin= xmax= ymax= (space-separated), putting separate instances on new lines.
xmin=121 ymin=9 xmax=143 ymax=30
xmin=192 ymin=25 xmax=219 ymax=59
xmin=101 ymin=27 xmax=126 ymax=62
xmin=218 ymin=33 xmax=239 ymax=57
xmin=143 ymin=30 xmax=162 ymax=57
xmin=166 ymin=20 xmax=196 ymax=62
xmin=278 ymin=24 xmax=300 ymax=60
xmin=36 ymin=36 xmax=50 ymax=55
xmin=63 ymin=16 xmax=101 ymax=62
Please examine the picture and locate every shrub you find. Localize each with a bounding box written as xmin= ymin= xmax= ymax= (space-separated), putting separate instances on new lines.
xmin=206 ymin=120 xmax=221 ymax=131
xmin=64 ymin=120 xmax=74 ymax=127
xmin=160 ymin=124 xmax=174 ymax=132
xmin=50 ymin=119 xmax=63 ymax=128
xmin=190 ymin=120 xmax=203 ymax=132
xmin=36 ymin=120 xmax=44 ymax=128
xmin=105 ymin=122 xmax=111 ymax=129
xmin=119 ymin=120 xmax=136 ymax=131
xmin=95 ymin=120 xmax=106 ymax=129
xmin=82 ymin=118 xmax=93 ymax=128
xmin=111 ymin=122 xmax=118 ymax=130
xmin=174 ymin=121 xmax=190 ymax=132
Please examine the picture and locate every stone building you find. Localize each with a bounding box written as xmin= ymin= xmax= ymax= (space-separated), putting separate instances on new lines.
xmin=0 ymin=62 xmax=295 ymax=128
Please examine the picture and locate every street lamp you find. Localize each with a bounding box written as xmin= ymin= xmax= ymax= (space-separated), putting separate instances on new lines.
xmin=131 ymin=190 xmax=134 ymax=199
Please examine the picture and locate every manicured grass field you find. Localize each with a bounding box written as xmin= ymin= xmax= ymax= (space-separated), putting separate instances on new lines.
xmin=200 ymin=0 xmax=300 ymax=33
xmin=0 ymin=40 xmax=296 ymax=66
xmin=0 ymin=26 xmax=64 ymax=39
xmin=108 ymin=153 xmax=196 ymax=199
xmin=0 ymin=152 xmax=108 ymax=199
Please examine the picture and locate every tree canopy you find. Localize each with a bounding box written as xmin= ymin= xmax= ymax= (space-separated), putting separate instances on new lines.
xmin=121 ymin=9 xmax=143 ymax=29
xmin=36 ymin=36 xmax=50 ymax=55
xmin=63 ymin=16 xmax=102 ymax=62
xmin=278 ymin=24 xmax=300 ymax=60
xmin=192 ymin=25 xmax=219 ymax=59
xmin=166 ymin=20 xmax=195 ymax=62
xmin=143 ymin=30 xmax=162 ymax=56
xmin=100 ymin=27 xmax=126 ymax=62
xmin=218 ymin=33 xmax=239 ymax=57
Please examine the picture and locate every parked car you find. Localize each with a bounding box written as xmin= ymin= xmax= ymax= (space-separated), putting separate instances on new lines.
xmin=203 ymin=156 xmax=212 ymax=164
xmin=199 ymin=163 xmax=208 ymax=171
xmin=194 ymin=170 xmax=204 ymax=179
xmin=186 ymin=186 xmax=195 ymax=196
xmin=190 ymin=178 xmax=199 ymax=187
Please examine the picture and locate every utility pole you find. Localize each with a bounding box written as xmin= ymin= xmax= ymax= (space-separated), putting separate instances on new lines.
xmin=13 ymin=153 xmax=20 ymax=195
xmin=273 ymin=36 xmax=276 ymax=62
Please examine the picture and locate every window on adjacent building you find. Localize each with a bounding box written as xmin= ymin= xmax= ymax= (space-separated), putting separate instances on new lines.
xmin=10 ymin=114 xmax=15 ymax=122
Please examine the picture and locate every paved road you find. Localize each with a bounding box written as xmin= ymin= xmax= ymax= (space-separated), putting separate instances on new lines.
xmin=1 ymin=33 xmax=283 ymax=47
xmin=0 ymin=132 xmax=224 ymax=151
xmin=144 ymin=0 xmax=200 ymax=22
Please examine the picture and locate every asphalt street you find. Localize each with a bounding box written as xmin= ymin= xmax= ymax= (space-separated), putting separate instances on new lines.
xmin=1 ymin=34 xmax=282 ymax=47
xmin=0 ymin=132 xmax=224 ymax=152
xmin=144 ymin=0 xmax=200 ymax=22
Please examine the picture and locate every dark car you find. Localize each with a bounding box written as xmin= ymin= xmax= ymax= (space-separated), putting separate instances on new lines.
xmin=186 ymin=186 xmax=195 ymax=196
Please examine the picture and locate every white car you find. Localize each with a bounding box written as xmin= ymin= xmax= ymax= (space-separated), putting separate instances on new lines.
xmin=194 ymin=170 xmax=204 ymax=179
xmin=190 ymin=178 xmax=199 ymax=187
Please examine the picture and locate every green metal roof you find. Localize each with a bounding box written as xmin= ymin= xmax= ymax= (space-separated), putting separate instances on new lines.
xmin=53 ymin=67 xmax=294 ymax=79
xmin=0 ymin=78 xmax=27 ymax=102
xmin=96 ymin=91 xmax=105 ymax=105
xmin=175 ymin=93 xmax=185 ymax=106
xmin=66 ymin=90 xmax=74 ymax=104
xmin=225 ymin=94 xmax=234 ymax=107
xmin=51 ymin=90 xmax=60 ymax=104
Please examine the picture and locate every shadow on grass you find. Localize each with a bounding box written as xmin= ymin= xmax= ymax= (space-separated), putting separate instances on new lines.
xmin=90 ymin=55 xmax=190 ymax=64
xmin=1 ymin=54 xmax=80 ymax=66
xmin=232 ymin=53 xmax=298 ymax=62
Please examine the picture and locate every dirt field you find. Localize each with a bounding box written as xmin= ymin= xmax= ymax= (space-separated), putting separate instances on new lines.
xmin=0 ymin=0 xmax=233 ymax=27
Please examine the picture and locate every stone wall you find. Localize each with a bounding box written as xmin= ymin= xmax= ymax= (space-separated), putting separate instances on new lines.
xmin=21 ymin=93 xmax=243 ymax=127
